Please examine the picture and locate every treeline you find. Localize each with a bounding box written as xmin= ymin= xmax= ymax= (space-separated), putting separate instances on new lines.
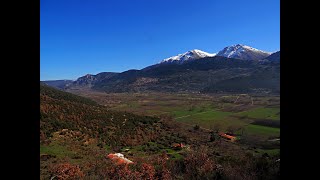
xmin=251 ymin=119 xmax=280 ymax=128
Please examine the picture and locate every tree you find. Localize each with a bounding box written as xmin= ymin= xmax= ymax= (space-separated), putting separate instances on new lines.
xmin=210 ymin=132 xmax=216 ymax=142
xmin=194 ymin=125 xmax=200 ymax=131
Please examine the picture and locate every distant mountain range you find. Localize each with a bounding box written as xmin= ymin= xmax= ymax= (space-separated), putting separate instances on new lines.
xmin=43 ymin=44 xmax=280 ymax=94
xmin=71 ymin=72 xmax=118 ymax=88
xmin=41 ymin=80 xmax=73 ymax=90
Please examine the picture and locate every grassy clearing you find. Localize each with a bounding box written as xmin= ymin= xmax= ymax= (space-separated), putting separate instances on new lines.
xmin=190 ymin=110 xmax=233 ymax=120
xmin=127 ymin=102 xmax=141 ymax=108
xmin=172 ymin=109 xmax=201 ymax=117
xmin=255 ymin=148 xmax=280 ymax=156
xmin=40 ymin=144 xmax=75 ymax=158
xmin=246 ymin=124 xmax=280 ymax=137
xmin=174 ymin=108 xmax=232 ymax=119
xmin=164 ymin=148 xmax=183 ymax=160
xmin=180 ymin=117 xmax=247 ymax=130
xmin=235 ymin=107 xmax=280 ymax=120
xmin=174 ymin=110 xmax=247 ymax=130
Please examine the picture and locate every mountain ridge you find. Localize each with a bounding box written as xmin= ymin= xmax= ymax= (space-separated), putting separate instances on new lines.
xmin=67 ymin=56 xmax=280 ymax=94
xmin=43 ymin=44 xmax=280 ymax=94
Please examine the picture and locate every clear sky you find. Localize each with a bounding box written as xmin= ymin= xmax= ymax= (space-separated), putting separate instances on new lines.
xmin=40 ymin=0 xmax=280 ymax=80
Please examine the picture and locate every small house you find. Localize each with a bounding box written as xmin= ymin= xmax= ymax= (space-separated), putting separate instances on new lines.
xmin=218 ymin=132 xmax=237 ymax=142
xmin=107 ymin=153 xmax=134 ymax=165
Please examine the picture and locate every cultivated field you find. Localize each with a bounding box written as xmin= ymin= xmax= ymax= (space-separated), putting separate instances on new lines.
xmin=68 ymin=90 xmax=280 ymax=141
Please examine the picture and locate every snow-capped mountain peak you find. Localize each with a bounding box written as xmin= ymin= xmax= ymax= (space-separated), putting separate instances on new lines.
xmin=216 ymin=44 xmax=271 ymax=60
xmin=159 ymin=49 xmax=216 ymax=64
xmin=157 ymin=44 xmax=272 ymax=64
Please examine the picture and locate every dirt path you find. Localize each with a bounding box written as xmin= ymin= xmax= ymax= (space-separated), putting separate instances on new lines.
xmin=234 ymin=95 xmax=240 ymax=104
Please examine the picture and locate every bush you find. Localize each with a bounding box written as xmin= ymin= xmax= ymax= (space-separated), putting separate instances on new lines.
xmin=193 ymin=125 xmax=200 ymax=131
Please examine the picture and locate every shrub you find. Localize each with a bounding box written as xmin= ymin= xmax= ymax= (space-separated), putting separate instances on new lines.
xmin=49 ymin=163 xmax=84 ymax=180
xmin=193 ymin=125 xmax=200 ymax=131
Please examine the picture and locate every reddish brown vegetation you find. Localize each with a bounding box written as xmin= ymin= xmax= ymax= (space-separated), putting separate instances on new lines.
xmin=99 ymin=163 xmax=156 ymax=180
xmin=49 ymin=163 xmax=84 ymax=180
xmin=183 ymin=147 xmax=218 ymax=179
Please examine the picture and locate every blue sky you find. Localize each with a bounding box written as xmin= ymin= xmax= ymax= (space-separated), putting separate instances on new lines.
xmin=40 ymin=0 xmax=280 ymax=80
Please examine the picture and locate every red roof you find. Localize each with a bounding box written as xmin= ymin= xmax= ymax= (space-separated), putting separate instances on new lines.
xmin=219 ymin=132 xmax=236 ymax=140
xmin=172 ymin=143 xmax=185 ymax=148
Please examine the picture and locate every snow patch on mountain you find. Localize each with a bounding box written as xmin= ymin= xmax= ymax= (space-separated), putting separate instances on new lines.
xmin=217 ymin=44 xmax=271 ymax=59
xmin=159 ymin=49 xmax=216 ymax=63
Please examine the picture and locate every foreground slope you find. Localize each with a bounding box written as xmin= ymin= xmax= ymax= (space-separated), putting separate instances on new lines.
xmin=40 ymin=83 xmax=160 ymax=146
